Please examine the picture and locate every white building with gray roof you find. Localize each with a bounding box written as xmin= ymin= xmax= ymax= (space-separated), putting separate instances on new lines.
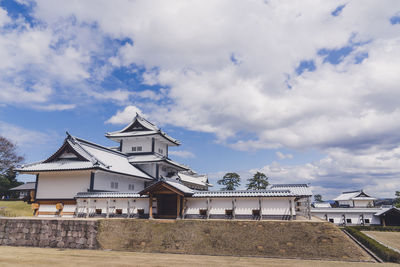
xmin=17 ymin=114 xmax=312 ymax=220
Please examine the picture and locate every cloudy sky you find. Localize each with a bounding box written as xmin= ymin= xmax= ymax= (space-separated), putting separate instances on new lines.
xmin=1 ymin=0 xmax=400 ymax=199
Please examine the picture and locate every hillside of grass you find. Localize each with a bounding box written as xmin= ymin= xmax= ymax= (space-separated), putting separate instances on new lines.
xmin=97 ymin=220 xmax=372 ymax=261
xmin=0 ymin=201 xmax=33 ymax=217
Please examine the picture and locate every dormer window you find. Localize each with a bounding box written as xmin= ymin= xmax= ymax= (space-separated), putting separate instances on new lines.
xmin=132 ymin=146 xmax=142 ymax=152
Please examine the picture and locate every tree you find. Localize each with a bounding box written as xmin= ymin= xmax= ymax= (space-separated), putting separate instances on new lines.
xmin=395 ymin=191 xmax=400 ymax=208
xmin=0 ymin=136 xmax=24 ymax=198
xmin=314 ymin=194 xmax=323 ymax=203
xmin=246 ymin=172 xmax=269 ymax=190
xmin=217 ymin=172 xmax=240 ymax=191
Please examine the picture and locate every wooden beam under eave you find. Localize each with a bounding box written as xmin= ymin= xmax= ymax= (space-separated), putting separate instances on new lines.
xmin=177 ymin=195 xmax=181 ymax=219
xmin=149 ymin=193 xmax=153 ymax=219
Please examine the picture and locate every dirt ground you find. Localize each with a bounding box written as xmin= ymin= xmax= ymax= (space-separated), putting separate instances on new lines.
xmin=362 ymin=231 xmax=400 ymax=252
xmin=97 ymin=219 xmax=372 ymax=261
xmin=0 ymin=246 xmax=396 ymax=267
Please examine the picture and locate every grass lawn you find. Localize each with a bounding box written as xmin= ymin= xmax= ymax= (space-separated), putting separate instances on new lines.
xmin=0 ymin=246 xmax=396 ymax=267
xmin=362 ymin=231 xmax=400 ymax=252
xmin=0 ymin=200 xmax=33 ymax=217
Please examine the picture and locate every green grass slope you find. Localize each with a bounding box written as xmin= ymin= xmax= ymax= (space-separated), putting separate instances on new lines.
xmin=0 ymin=201 xmax=33 ymax=217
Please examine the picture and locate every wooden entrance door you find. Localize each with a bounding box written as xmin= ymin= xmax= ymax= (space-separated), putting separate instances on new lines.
xmin=156 ymin=194 xmax=177 ymax=219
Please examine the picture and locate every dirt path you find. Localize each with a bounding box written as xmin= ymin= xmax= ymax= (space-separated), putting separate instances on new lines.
xmin=0 ymin=246 xmax=397 ymax=267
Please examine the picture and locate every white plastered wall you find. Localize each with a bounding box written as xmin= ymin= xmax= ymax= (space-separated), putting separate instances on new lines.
xmin=36 ymin=171 xmax=90 ymax=199
xmin=76 ymin=198 xmax=149 ymax=214
xmin=185 ymin=198 xmax=207 ymax=215
xmin=121 ymin=137 xmax=152 ymax=154
xmin=354 ymin=200 xmax=374 ymax=207
xmin=312 ymin=211 xmax=381 ymax=225
xmin=93 ymin=171 xmax=146 ymax=192
xmin=154 ymin=139 xmax=167 ymax=156
xmin=185 ymin=197 xmax=293 ymax=216
xmin=261 ymin=198 xmax=292 ymax=216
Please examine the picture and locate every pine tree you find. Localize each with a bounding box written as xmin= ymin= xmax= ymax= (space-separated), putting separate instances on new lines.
xmin=314 ymin=194 xmax=323 ymax=203
xmin=217 ymin=172 xmax=241 ymax=191
xmin=246 ymin=172 xmax=269 ymax=190
xmin=395 ymin=191 xmax=400 ymax=208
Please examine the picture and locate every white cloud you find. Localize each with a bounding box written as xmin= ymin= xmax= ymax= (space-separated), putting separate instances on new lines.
xmin=2 ymin=1 xmax=400 ymax=196
xmin=0 ymin=7 xmax=10 ymax=27
xmin=106 ymin=105 xmax=143 ymax=125
xmin=32 ymin=104 xmax=76 ymax=111
xmin=276 ymin=151 xmax=293 ymax=160
xmin=256 ymin=147 xmax=400 ymax=199
xmin=0 ymin=121 xmax=51 ymax=148
xmin=168 ymin=150 xmax=195 ymax=159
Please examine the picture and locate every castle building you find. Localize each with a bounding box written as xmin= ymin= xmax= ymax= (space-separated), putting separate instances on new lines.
xmin=18 ymin=114 xmax=312 ymax=220
xmin=311 ymin=190 xmax=400 ymax=226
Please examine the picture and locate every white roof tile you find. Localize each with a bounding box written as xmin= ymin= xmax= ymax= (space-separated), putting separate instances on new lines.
xmin=192 ymin=189 xmax=294 ymax=198
xmin=270 ymin=184 xmax=313 ymax=196
xmin=333 ymin=190 xmax=376 ymax=201
xmin=18 ymin=135 xmax=152 ymax=180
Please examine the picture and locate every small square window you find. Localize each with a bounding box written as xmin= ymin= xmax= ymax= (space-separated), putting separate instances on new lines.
xmin=199 ymin=209 xmax=207 ymax=216
xmin=225 ymin=209 xmax=233 ymax=216
xmin=132 ymin=147 xmax=137 ymax=151
xmin=137 ymin=209 xmax=144 ymax=215
xmin=137 ymin=146 xmax=142 ymax=151
xmin=128 ymin=184 xmax=135 ymax=191
xmin=365 ymin=219 xmax=370 ymax=224
xmin=346 ymin=219 xmax=352 ymax=223
xmin=329 ymin=218 xmax=334 ymax=223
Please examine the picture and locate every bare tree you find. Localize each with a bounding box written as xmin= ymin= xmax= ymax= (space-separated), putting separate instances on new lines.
xmin=0 ymin=136 xmax=24 ymax=197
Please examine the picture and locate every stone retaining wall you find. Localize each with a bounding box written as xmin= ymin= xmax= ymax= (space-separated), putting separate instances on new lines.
xmin=0 ymin=218 xmax=99 ymax=249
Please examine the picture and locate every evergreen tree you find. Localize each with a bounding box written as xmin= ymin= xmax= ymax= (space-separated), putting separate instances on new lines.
xmin=395 ymin=191 xmax=400 ymax=208
xmin=314 ymin=194 xmax=323 ymax=203
xmin=0 ymin=136 xmax=24 ymax=198
xmin=217 ymin=172 xmax=241 ymax=191
xmin=246 ymin=172 xmax=269 ymax=190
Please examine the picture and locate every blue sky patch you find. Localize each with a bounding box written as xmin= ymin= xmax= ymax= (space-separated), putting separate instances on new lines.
xmin=296 ymin=60 xmax=316 ymax=75
xmin=390 ymin=14 xmax=400 ymax=25
xmin=354 ymin=52 xmax=368 ymax=64
xmin=331 ymin=4 xmax=346 ymax=17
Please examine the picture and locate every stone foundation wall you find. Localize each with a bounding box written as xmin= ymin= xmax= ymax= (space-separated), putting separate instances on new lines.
xmin=0 ymin=218 xmax=99 ymax=249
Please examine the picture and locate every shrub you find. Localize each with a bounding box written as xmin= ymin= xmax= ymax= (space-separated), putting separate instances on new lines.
xmin=350 ymin=226 xmax=400 ymax=232
xmin=345 ymin=227 xmax=400 ymax=263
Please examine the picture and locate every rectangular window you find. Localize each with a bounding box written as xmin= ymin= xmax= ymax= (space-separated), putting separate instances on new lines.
xmin=329 ymin=218 xmax=334 ymax=223
xmin=346 ymin=219 xmax=352 ymax=223
xmin=128 ymin=184 xmax=135 ymax=191
xmin=132 ymin=147 xmax=137 ymax=151
xmin=111 ymin=181 xmax=118 ymax=189
xmin=365 ymin=219 xmax=370 ymax=224
xmin=132 ymin=146 xmax=142 ymax=152
xmin=137 ymin=146 xmax=142 ymax=151
xmin=158 ymin=148 xmax=163 ymax=154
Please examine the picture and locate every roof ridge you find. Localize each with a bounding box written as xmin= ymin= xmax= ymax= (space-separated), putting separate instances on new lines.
xmin=68 ymin=137 xmax=108 ymax=168
xmin=74 ymin=136 xmax=128 ymax=157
